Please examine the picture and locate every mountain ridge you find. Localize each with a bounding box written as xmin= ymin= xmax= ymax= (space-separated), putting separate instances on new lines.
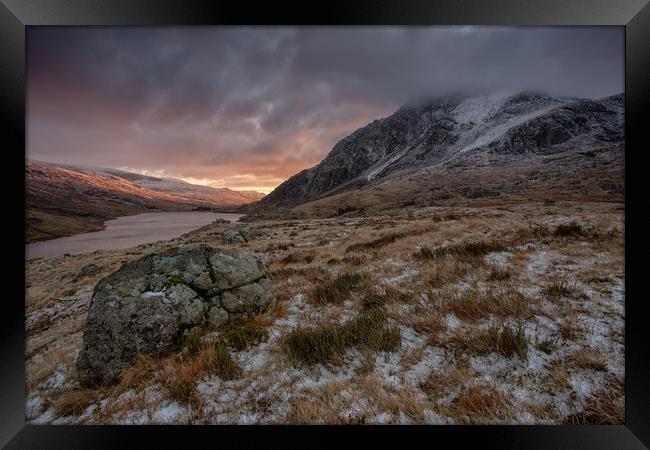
xmin=247 ymin=91 xmax=623 ymax=215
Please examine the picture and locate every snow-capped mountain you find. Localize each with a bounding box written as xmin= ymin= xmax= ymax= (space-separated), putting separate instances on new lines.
xmin=253 ymin=91 xmax=623 ymax=211
xmin=99 ymin=168 xmax=264 ymax=205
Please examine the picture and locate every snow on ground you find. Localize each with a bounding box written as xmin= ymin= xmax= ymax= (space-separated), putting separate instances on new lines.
xmin=25 ymin=205 xmax=624 ymax=424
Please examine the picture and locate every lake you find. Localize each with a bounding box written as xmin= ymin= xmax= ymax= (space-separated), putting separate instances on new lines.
xmin=26 ymin=211 xmax=242 ymax=260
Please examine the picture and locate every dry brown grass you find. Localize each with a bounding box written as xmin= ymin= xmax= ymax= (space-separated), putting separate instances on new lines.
xmin=26 ymin=202 xmax=625 ymax=425
xmin=446 ymin=323 xmax=530 ymax=360
xmin=309 ymin=271 xmax=369 ymax=305
xmin=442 ymin=384 xmax=514 ymax=424
xmin=564 ymin=376 xmax=624 ymax=424
xmin=543 ymin=364 xmax=572 ymax=390
xmin=267 ymin=266 xmax=329 ymax=283
xmin=486 ymin=266 xmax=513 ymax=282
xmin=361 ymin=286 xmax=411 ymax=309
xmin=541 ymin=280 xmax=581 ymax=301
xmin=26 ymin=342 xmax=79 ymax=390
xmin=345 ymin=224 xmax=437 ymax=253
xmin=420 ymin=371 xmax=453 ymax=399
xmin=159 ymin=342 xmax=241 ymax=403
xmin=113 ymin=354 xmax=155 ymax=395
xmin=402 ymin=307 xmax=447 ymax=346
xmin=401 ymin=346 xmax=426 ymax=368
xmin=346 ymin=231 xmax=407 ymax=253
xmin=286 ymin=381 xmax=358 ymax=424
xmin=553 ymin=222 xmax=587 ymax=238
xmin=359 ymin=377 xmax=428 ymax=421
xmin=52 ymin=389 xmax=99 ymax=417
xmin=559 ymin=317 xmax=584 ymax=341
xmin=281 ymin=307 xmax=401 ymax=366
xmin=413 ymin=239 xmax=508 ymax=263
xmin=565 ymin=349 xmax=608 ymax=372
xmin=426 ymin=259 xmax=472 ymax=288
xmin=218 ymin=316 xmax=268 ymax=351
xmin=279 ymin=250 xmax=316 ymax=265
xmin=443 ymin=288 xmax=533 ymax=322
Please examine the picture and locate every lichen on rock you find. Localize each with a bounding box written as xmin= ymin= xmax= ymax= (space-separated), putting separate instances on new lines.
xmin=76 ymin=244 xmax=275 ymax=387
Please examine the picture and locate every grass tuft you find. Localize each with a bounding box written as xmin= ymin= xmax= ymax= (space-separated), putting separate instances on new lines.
xmin=281 ymin=307 xmax=400 ymax=365
xmin=219 ymin=316 xmax=268 ymax=351
xmin=310 ymin=271 xmax=367 ymax=305
xmin=449 ymin=323 xmax=529 ymax=360
xmin=346 ymin=232 xmax=405 ymax=253
xmin=445 ymin=288 xmax=532 ymax=322
xmin=114 ymin=354 xmax=155 ymax=394
xmin=536 ymin=337 xmax=560 ymax=354
xmin=279 ymin=251 xmax=316 ymax=265
xmin=444 ymin=384 xmax=513 ymax=423
xmin=160 ymin=341 xmax=241 ymax=403
xmin=486 ymin=266 xmax=513 ymax=282
xmin=541 ymin=281 xmax=579 ymax=300
xmin=52 ymin=389 xmax=99 ymax=417
xmin=553 ymin=222 xmax=585 ymax=238
xmin=488 ymin=324 xmax=530 ymax=360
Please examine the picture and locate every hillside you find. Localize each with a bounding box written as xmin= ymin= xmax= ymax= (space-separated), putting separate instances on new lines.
xmin=247 ymin=92 xmax=623 ymax=218
xmin=26 ymin=160 xmax=264 ymax=242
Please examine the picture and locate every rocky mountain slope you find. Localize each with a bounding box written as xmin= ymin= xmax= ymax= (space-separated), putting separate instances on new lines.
xmin=26 ymin=160 xmax=264 ymax=242
xmin=251 ymin=91 xmax=623 ymax=214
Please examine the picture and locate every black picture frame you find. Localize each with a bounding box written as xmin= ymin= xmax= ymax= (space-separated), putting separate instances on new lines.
xmin=2 ymin=0 xmax=648 ymax=448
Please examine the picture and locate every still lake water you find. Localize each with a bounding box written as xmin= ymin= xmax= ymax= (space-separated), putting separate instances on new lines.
xmin=26 ymin=212 xmax=242 ymax=260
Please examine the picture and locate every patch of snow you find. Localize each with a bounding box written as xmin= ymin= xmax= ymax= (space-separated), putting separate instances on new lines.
xmin=444 ymin=314 xmax=461 ymax=329
xmin=380 ymin=268 xmax=419 ymax=286
xmin=79 ymin=404 xmax=98 ymax=421
xmin=453 ymin=92 xmax=513 ymax=125
xmin=403 ymin=347 xmax=445 ymax=384
xmin=118 ymin=411 xmax=150 ymax=425
xmin=372 ymin=412 xmax=393 ymax=424
xmin=25 ymin=395 xmax=44 ymax=420
xmin=143 ymin=385 xmax=163 ymax=404
xmin=142 ymin=291 xmax=164 ymax=298
xmin=40 ymin=366 xmax=67 ymax=390
xmin=30 ymin=408 xmax=55 ymax=425
xmin=366 ymin=145 xmax=414 ymax=181
xmin=526 ymin=251 xmax=552 ymax=277
xmin=238 ymin=344 xmax=272 ymax=372
xmin=152 ymin=402 xmax=187 ymax=424
xmin=484 ymin=251 xmax=511 ymax=267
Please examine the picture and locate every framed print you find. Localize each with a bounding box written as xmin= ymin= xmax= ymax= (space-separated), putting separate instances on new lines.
xmin=1 ymin=0 xmax=648 ymax=448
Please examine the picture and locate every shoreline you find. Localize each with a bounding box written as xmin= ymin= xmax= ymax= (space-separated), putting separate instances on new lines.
xmin=26 ymin=211 xmax=242 ymax=260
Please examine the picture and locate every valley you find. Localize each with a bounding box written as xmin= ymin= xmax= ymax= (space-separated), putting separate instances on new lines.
xmin=24 ymin=91 xmax=625 ymax=424
xmin=26 ymin=160 xmax=263 ymax=242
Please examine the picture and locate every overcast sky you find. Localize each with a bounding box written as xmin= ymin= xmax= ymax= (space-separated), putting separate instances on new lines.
xmin=27 ymin=26 xmax=623 ymax=193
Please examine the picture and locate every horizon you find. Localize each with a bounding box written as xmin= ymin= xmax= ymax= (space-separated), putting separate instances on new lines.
xmin=27 ymin=26 xmax=624 ymax=193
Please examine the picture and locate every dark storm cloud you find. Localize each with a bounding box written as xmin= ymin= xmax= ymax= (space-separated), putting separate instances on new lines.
xmin=27 ymin=26 xmax=623 ymax=192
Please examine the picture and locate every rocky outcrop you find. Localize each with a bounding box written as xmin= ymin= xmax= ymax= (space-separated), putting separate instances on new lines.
xmin=222 ymin=226 xmax=267 ymax=244
xmin=76 ymin=245 xmax=275 ymax=387
xmin=252 ymin=92 xmax=623 ymax=211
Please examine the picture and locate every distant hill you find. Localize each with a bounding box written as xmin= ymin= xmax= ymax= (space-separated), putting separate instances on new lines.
xmin=26 ymin=160 xmax=264 ymax=242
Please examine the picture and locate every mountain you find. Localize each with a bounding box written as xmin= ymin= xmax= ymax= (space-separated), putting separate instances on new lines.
xmin=249 ymin=91 xmax=623 ymax=216
xmin=99 ymin=168 xmax=264 ymax=205
xmin=26 ymin=160 xmax=264 ymax=242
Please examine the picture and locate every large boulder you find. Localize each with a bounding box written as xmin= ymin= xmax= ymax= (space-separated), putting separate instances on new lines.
xmin=76 ymin=245 xmax=275 ymax=387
